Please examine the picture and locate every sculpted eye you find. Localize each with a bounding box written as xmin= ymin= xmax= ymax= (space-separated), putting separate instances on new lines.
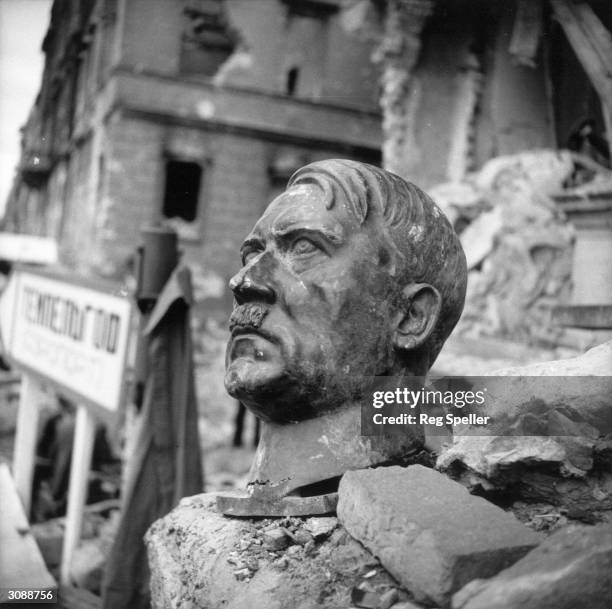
xmin=291 ymin=237 xmax=318 ymax=256
xmin=241 ymin=247 xmax=262 ymax=265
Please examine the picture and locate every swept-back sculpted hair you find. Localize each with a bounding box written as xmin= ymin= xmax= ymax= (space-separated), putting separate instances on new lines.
xmin=288 ymin=159 xmax=467 ymax=368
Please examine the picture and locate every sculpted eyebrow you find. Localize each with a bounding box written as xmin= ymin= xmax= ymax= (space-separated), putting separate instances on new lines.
xmin=272 ymin=224 xmax=345 ymax=245
xmin=240 ymin=237 xmax=265 ymax=255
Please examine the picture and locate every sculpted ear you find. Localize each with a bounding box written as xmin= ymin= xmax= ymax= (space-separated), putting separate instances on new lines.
xmin=393 ymin=283 xmax=441 ymax=352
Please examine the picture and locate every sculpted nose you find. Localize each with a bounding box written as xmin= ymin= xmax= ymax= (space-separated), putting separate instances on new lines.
xmin=229 ymin=256 xmax=276 ymax=305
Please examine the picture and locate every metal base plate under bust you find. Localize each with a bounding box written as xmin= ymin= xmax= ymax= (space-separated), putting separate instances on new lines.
xmin=215 ymin=490 xmax=338 ymax=517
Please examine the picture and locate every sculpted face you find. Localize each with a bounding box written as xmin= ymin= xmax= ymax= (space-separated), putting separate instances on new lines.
xmin=219 ymin=160 xmax=466 ymax=514
xmin=224 ymin=183 xmax=401 ymax=422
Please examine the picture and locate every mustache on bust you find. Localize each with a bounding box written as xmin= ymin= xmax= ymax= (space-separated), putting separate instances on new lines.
xmin=229 ymin=302 xmax=270 ymax=332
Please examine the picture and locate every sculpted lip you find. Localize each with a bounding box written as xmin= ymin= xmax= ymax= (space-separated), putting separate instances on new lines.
xmin=229 ymin=302 xmax=277 ymax=344
xmin=228 ymin=325 xmax=280 ymax=363
xmin=230 ymin=324 xmax=278 ymax=344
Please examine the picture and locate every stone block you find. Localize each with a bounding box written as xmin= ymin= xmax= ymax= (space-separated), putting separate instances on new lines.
xmin=452 ymin=523 xmax=612 ymax=609
xmin=303 ymin=516 xmax=338 ymax=539
xmin=262 ymin=528 xmax=290 ymax=551
xmin=337 ymin=465 xmax=541 ymax=606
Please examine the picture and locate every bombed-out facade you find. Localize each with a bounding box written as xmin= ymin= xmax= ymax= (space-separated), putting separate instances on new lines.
xmin=3 ymin=0 xmax=382 ymax=315
xmin=4 ymin=0 xmax=612 ymax=350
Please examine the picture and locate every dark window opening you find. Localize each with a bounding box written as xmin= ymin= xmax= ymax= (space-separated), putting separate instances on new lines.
xmin=549 ymin=23 xmax=610 ymax=176
xmin=162 ymin=160 xmax=202 ymax=222
xmin=286 ymin=67 xmax=299 ymax=96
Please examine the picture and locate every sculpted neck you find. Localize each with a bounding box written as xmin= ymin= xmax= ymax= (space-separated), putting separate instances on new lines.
xmin=247 ymin=399 xmax=424 ymax=500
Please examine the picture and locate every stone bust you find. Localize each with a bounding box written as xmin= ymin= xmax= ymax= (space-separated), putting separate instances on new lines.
xmin=220 ymin=159 xmax=467 ymax=516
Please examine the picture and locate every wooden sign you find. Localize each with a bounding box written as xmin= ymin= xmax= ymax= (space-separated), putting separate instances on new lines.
xmin=0 ymin=266 xmax=133 ymax=586
xmin=0 ymin=266 xmax=132 ymax=418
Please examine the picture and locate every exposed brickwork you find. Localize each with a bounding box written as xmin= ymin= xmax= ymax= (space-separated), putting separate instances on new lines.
xmin=5 ymin=0 xmax=381 ymax=288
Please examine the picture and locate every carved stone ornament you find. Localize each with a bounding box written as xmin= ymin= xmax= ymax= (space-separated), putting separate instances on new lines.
xmin=218 ymin=159 xmax=467 ymax=516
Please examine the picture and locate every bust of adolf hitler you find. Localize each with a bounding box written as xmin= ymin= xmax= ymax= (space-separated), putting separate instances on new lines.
xmin=221 ymin=159 xmax=467 ymax=516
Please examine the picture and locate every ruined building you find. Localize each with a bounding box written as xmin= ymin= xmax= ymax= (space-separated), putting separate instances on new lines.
xmin=374 ymin=0 xmax=610 ymax=185
xmin=3 ymin=0 xmax=382 ymax=312
xmin=4 ymin=0 xmax=611 ymax=353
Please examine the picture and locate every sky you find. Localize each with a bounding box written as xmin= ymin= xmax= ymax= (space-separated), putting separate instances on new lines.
xmin=0 ymin=0 xmax=52 ymax=217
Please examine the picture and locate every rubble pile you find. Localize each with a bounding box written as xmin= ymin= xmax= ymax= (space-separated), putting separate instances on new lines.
xmin=225 ymin=515 xmax=338 ymax=581
xmin=430 ymin=150 xmax=575 ymax=345
xmin=147 ymin=464 xmax=612 ymax=609
xmin=437 ymin=341 xmax=612 ymax=521
xmin=146 ymin=341 xmax=612 ymax=609
xmin=146 ymin=494 xmax=407 ymax=609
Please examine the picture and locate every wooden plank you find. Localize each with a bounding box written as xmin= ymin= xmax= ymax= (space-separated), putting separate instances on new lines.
xmin=59 ymin=406 xmax=96 ymax=586
xmin=551 ymin=0 xmax=612 ymax=114
xmin=574 ymin=2 xmax=612 ymax=155
xmin=12 ymin=374 xmax=44 ymax=514
xmin=0 ymin=463 xmax=56 ymax=597
xmin=578 ymin=4 xmax=612 ymax=62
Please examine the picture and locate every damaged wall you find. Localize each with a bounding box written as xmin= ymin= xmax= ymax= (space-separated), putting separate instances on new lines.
xmin=481 ymin=2 xmax=553 ymax=158
xmin=5 ymin=0 xmax=383 ymax=276
xmin=3 ymin=0 xmax=384 ymax=440
xmin=374 ymin=0 xmax=612 ymax=351
xmin=378 ymin=0 xmax=555 ymax=188
xmin=431 ymin=150 xmax=576 ymax=347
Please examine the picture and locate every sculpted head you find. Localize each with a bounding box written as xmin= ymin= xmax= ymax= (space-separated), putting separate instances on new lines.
xmin=225 ymin=159 xmax=467 ymax=423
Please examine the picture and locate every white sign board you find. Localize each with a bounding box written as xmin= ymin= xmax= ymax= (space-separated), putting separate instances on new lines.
xmin=0 ymin=267 xmax=132 ymax=414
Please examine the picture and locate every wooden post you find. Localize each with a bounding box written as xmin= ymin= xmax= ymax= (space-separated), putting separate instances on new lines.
xmin=60 ymin=405 xmax=96 ymax=585
xmin=551 ymin=0 xmax=612 ymax=116
xmin=12 ymin=374 xmax=44 ymax=515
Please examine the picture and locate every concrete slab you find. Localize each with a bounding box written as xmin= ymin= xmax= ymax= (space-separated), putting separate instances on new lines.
xmin=337 ymin=465 xmax=541 ymax=606
xmin=452 ymin=523 xmax=612 ymax=609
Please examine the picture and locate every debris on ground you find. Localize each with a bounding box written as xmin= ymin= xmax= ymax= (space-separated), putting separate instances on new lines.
xmin=437 ymin=341 xmax=612 ymax=520
xmin=146 ymin=493 xmax=402 ymax=609
xmin=222 ymin=515 xmax=339 ymax=582
xmin=430 ymin=150 xmax=579 ymax=347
